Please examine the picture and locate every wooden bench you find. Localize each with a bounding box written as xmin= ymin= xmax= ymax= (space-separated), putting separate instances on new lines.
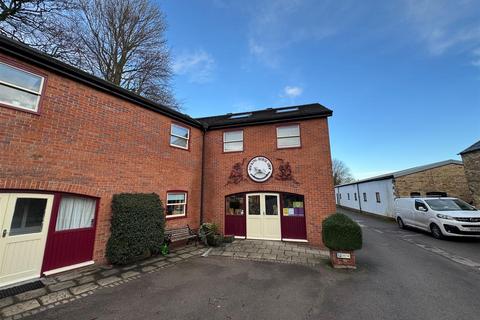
xmin=164 ymin=225 xmax=198 ymax=246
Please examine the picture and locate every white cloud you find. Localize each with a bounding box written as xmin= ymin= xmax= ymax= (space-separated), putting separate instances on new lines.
xmin=472 ymin=48 xmax=480 ymax=68
xmin=283 ymin=86 xmax=303 ymax=98
xmin=243 ymin=0 xmax=352 ymax=68
xmin=404 ymin=0 xmax=480 ymax=56
xmin=173 ymin=50 xmax=215 ymax=83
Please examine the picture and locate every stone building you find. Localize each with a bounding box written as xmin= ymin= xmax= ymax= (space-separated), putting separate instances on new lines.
xmin=460 ymin=140 xmax=480 ymax=206
xmin=334 ymin=160 xmax=472 ymax=217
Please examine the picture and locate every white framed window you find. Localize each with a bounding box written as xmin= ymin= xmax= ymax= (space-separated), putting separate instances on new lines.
xmin=166 ymin=192 xmax=187 ymax=217
xmin=0 ymin=61 xmax=44 ymax=113
xmin=55 ymin=196 xmax=96 ymax=231
xmin=170 ymin=123 xmax=190 ymax=149
xmin=277 ymin=124 xmax=301 ymax=148
xmin=223 ymin=130 xmax=243 ymax=152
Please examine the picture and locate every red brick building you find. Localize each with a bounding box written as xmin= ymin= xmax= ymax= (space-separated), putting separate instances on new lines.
xmin=0 ymin=36 xmax=335 ymax=287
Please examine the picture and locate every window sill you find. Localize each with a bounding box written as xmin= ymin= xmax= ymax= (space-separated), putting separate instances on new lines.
xmin=166 ymin=214 xmax=187 ymax=220
xmin=169 ymin=144 xmax=189 ymax=151
xmin=0 ymin=102 xmax=40 ymax=115
xmin=277 ymin=145 xmax=302 ymax=150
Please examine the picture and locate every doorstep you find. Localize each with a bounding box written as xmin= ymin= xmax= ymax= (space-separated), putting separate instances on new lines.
xmin=207 ymin=239 xmax=329 ymax=266
xmin=0 ymin=245 xmax=208 ymax=320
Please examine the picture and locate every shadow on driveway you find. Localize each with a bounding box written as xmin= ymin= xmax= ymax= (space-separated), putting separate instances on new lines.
xmin=25 ymin=256 xmax=346 ymax=320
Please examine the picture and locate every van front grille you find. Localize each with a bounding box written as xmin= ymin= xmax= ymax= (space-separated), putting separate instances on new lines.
xmin=454 ymin=217 xmax=480 ymax=223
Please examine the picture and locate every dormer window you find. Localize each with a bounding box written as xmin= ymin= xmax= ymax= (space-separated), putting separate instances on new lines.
xmin=275 ymin=107 xmax=299 ymax=113
xmin=229 ymin=113 xmax=252 ymax=119
xmin=0 ymin=61 xmax=44 ymax=113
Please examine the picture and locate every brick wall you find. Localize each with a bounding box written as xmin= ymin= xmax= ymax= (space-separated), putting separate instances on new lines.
xmin=202 ymin=118 xmax=336 ymax=247
xmin=394 ymin=163 xmax=472 ymax=203
xmin=0 ymin=54 xmax=203 ymax=263
xmin=461 ymin=151 xmax=480 ymax=206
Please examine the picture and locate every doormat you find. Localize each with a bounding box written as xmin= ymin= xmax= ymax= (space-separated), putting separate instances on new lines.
xmin=0 ymin=281 xmax=45 ymax=299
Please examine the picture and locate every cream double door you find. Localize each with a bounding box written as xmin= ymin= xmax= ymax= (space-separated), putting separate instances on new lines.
xmin=0 ymin=193 xmax=53 ymax=287
xmin=246 ymin=193 xmax=281 ymax=240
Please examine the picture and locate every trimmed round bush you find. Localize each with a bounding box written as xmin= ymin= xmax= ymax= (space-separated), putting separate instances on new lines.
xmin=106 ymin=193 xmax=165 ymax=265
xmin=322 ymin=213 xmax=362 ymax=251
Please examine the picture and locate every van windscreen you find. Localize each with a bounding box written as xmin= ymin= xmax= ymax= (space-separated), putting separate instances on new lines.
xmin=425 ymin=199 xmax=476 ymax=211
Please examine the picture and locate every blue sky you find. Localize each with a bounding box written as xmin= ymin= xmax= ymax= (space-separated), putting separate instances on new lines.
xmin=161 ymin=0 xmax=480 ymax=179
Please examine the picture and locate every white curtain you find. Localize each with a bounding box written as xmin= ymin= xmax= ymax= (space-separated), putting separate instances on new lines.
xmin=55 ymin=196 xmax=96 ymax=231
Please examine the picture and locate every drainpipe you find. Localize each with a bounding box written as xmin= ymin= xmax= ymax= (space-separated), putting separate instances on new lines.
xmin=199 ymin=125 xmax=207 ymax=225
xmin=356 ymin=183 xmax=362 ymax=213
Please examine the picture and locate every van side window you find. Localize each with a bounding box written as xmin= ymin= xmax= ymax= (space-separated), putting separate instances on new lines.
xmin=415 ymin=200 xmax=427 ymax=211
xmin=363 ymin=193 xmax=367 ymax=202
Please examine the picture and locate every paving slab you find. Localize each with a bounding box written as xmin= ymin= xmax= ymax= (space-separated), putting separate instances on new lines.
xmin=15 ymin=288 xmax=47 ymax=301
xmin=100 ymin=269 xmax=119 ymax=277
xmin=97 ymin=276 xmax=121 ymax=286
xmin=48 ymin=280 xmax=76 ymax=292
xmin=77 ymin=275 xmax=96 ymax=285
xmin=120 ymin=271 xmax=140 ymax=279
xmin=1 ymin=299 xmax=40 ymax=317
xmin=0 ymin=296 xmax=14 ymax=308
xmin=39 ymin=290 xmax=72 ymax=306
xmin=141 ymin=266 xmax=157 ymax=273
xmin=70 ymin=283 xmax=99 ymax=295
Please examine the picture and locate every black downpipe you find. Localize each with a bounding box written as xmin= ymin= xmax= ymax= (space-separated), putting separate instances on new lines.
xmin=199 ymin=126 xmax=207 ymax=225
xmin=356 ymin=183 xmax=362 ymax=213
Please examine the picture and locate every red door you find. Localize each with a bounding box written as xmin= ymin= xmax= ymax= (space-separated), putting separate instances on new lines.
xmin=42 ymin=194 xmax=99 ymax=273
xmin=225 ymin=194 xmax=246 ymax=237
xmin=280 ymin=193 xmax=307 ymax=240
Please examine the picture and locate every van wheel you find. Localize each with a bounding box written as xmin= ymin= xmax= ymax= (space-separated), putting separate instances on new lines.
xmin=397 ymin=217 xmax=406 ymax=229
xmin=430 ymin=224 xmax=444 ymax=239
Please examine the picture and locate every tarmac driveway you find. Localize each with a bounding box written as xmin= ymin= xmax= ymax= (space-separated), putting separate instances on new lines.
xmin=25 ymin=256 xmax=341 ymax=320
xmin=24 ymin=208 xmax=480 ymax=320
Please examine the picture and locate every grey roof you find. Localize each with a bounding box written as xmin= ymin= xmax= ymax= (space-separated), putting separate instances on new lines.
xmin=196 ymin=103 xmax=332 ymax=129
xmin=459 ymin=140 xmax=480 ymax=155
xmin=0 ymin=35 xmax=203 ymax=128
xmin=0 ymin=35 xmax=333 ymax=131
xmin=335 ymin=159 xmax=464 ymax=188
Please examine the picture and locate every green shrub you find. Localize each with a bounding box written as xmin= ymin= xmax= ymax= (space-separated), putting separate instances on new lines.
xmin=322 ymin=213 xmax=362 ymax=251
xmin=106 ymin=193 xmax=165 ymax=265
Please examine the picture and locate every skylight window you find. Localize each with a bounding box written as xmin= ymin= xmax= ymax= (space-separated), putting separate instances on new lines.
xmin=276 ymin=107 xmax=299 ymax=113
xmin=229 ymin=113 xmax=252 ymax=119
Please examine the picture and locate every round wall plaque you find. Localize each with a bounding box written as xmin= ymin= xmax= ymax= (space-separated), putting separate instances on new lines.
xmin=247 ymin=156 xmax=273 ymax=182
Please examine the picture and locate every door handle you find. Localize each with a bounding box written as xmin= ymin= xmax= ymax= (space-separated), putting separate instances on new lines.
xmin=2 ymin=229 xmax=6 ymax=238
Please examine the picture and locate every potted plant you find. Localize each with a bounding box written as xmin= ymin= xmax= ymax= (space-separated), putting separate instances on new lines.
xmin=223 ymin=235 xmax=235 ymax=243
xmin=322 ymin=213 xmax=362 ymax=269
xmin=198 ymin=223 xmax=224 ymax=247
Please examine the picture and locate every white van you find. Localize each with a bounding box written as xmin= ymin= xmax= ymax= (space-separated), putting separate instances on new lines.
xmin=394 ymin=197 xmax=480 ymax=239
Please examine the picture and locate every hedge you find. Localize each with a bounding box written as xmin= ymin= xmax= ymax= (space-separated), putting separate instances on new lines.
xmin=106 ymin=193 xmax=165 ymax=265
xmin=322 ymin=213 xmax=362 ymax=251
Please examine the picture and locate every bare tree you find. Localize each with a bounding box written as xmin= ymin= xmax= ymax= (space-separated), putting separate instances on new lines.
xmin=0 ymin=0 xmax=177 ymax=108
xmin=0 ymin=1 xmax=77 ymax=56
xmin=332 ymin=158 xmax=355 ymax=186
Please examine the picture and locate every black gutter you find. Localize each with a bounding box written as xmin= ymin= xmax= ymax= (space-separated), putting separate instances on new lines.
xmin=0 ymin=36 xmax=203 ymax=129
xmin=335 ymin=175 xmax=394 ymax=188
